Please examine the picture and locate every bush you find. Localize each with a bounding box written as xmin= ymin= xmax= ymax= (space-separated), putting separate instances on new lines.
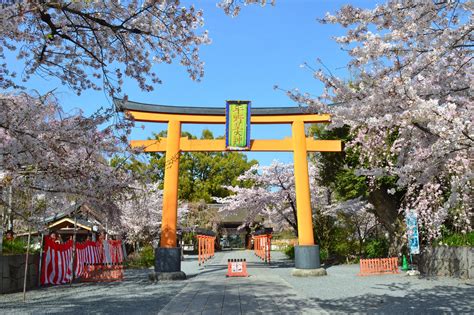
xmin=283 ymin=245 xmax=330 ymax=262
xmin=319 ymin=248 xmax=329 ymax=262
xmin=272 ymin=230 xmax=296 ymax=240
xmin=333 ymin=241 xmax=353 ymax=260
xmin=126 ymin=245 xmax=155 ymax=269
xmin=284 ymin=245 xmax=295 ymax=259
xmin=364 ymin=238 xmax=389 ymax=258
xmin=435 ymin=232 xmax=474 ymax=247
xmin=2 ymin=238 xmax=38 ymax=255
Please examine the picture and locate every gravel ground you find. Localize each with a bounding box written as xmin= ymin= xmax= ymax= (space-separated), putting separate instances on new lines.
xmin=1 ymin=250 xmax=473 ymax=314
xmin=253 ymin=251 xmax=474 ymax=314
xmin=0 ymin=269 xmax=186 ymax=314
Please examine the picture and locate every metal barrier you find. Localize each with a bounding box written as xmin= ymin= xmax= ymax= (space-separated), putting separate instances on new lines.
xmin=358 ymin=257 xmax=399 ymax=276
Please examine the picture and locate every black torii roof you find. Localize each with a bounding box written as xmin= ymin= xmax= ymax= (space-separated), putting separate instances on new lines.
xmin=114 ymin=98 xmax=315 ymax=116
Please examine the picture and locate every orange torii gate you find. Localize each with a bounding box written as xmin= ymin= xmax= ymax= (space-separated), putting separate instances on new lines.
xmin=117 ymin=99 xmax=342 ymax=278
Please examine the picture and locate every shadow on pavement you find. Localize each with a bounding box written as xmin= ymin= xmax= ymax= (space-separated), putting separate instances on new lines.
xmin=311 ymin=283 xmax=474 ymax=313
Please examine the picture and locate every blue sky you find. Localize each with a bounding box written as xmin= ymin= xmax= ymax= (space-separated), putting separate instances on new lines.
xmin=9 ymin=1 xmax=373 ymax=166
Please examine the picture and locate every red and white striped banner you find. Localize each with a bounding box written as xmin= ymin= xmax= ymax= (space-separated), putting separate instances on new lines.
xmin=107 ymin=240 xmax=124 ymax=265
xmin=75 ymin=240 xmax=101 ymax=278
xmin=41 ymin=238 xmax=73 ymax=285
xmin=41 ymin=238 xmax=124 ymax=285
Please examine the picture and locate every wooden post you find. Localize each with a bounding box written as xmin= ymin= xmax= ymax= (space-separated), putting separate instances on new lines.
xmin=37 ymin=232 xmax=44 ymax=287
xmin=23 ymin=227 xmax=31 ymax=302
xmin=70 ymin=209 xmax=78 ymax=286
xmin=198 ymin=236 xmax=201 ymax=265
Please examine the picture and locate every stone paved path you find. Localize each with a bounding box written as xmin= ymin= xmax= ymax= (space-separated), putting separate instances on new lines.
xmin=159 ymin=250 xmax=325 ymax=315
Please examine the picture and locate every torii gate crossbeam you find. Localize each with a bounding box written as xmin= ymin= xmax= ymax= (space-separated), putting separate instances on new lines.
xmin=117 ymin=99 xmax=342 ymax=277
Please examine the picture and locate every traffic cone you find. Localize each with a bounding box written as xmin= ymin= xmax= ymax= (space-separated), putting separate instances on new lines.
xmin=402 ymin=255 xmax=408 ymax=271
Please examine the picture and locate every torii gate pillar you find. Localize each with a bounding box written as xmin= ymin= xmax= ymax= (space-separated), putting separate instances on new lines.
xmin=292 ymin=121 xmax=322 ymax=270
xmin=154 ymin=120 xmax=184 ymax=277
xmin=161 ymin=119 xmax=181 ymax=248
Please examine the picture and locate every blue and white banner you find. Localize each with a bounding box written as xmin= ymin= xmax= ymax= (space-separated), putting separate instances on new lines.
xmin=406 ymin=211 xmax=420 ymax=255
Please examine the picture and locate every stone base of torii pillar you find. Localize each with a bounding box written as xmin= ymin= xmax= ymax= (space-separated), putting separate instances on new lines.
xmin=292 ymin=245 xmax=327 ymax=277
xmin=149 ymin=247 xmax=186 ymax=281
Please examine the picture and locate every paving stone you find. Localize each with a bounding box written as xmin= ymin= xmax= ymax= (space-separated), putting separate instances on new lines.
xmin=201 ymin=310 xmax=222 ymax=315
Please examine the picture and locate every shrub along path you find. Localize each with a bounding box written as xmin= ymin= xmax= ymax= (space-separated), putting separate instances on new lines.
xmin=0 ymin=250 xmax=472 ymax=314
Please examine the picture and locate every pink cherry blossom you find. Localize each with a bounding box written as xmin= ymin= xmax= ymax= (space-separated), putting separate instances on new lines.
xmin=287 ymin=1 xmax=473 ymax=241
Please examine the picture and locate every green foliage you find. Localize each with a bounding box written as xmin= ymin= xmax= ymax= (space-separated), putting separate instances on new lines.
xmin=2 ymin=238 xmax=38 ymax=255
xmin=148 ymin=129 xmax=257 ymax=202
xmin=182 ymin=232 xmax=195 ymax=245
xmin=313 ymin=208 xmax=391 ymax=263
xmin=314 ymin=211 xmax=359 ymax=262
xmin=374 ymin=175 xmax=398 ymax=190
xmin=125 ymin=245 xmax=155 ymax=269
xmin=333 ymin=239 xmax=353 ymax=259
xmin=110 ymin=155 xmax=148 ymax=175
xmin=364 ymin=238 xmax=389 ymax=258
xmin=284 ymin=245 xmax=295 ymax=259
xmin=283 ymin=245 xmax=329 ymax=262
xmin=309 ymin=125 xmax=369 ymax=202
xmin=272 ymin=230 xmax=296 ymax=240
xmin=319 ymin=248 xmax=329 ymax=262
xmin=182 ymin=202 xmax=218 ymax=230
xmin=309 ymin=124 xmax=353 ymax=185
xmin=334 ymin=169 xmax=368 ymax=201
xmin=435 ymin=232 xmax=474 ymax=247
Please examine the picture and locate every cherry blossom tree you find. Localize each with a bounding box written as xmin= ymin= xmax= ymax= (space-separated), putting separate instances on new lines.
xmin=216 ymin=159 xmax=379 ymax=250
xmin=0 ymin=0 xmax=210 ymax=96
xmin=218 ymin=0 xmax=274 ymax=17
xmin=331 ymin=197 xmax=378 ymax=255
xmin=287 ymin=1 xmax=473 ymax=242
xmin=215 ymin=161 xmax=333 ymax=236
xmin=118 ymin=182 xmax=188 ymax=244
xmin=0 ymin=93 xmax=134 ymax=232
xmin=118 ymin=182 xmax=163 ymax=244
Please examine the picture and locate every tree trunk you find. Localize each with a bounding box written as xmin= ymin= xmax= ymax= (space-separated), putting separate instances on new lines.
xmin=368 ymin=184 xmax=405 ymax=256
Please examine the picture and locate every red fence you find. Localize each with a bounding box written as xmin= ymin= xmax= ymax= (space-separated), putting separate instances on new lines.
xmin=41 ymin=238 xmax=124 ymax=285
xmin=253 ymin=234 xmax=271 ymax=264
xmin=197 ymin=235 xmax=215 ymax=266
xmin=358 ymin=257 xmax=399 ymax=276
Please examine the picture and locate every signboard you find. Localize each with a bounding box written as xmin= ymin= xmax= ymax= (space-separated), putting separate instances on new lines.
xmin=406 ymin=211 xmax=420 ymax=255
xmin=231 ymin=261 xmax=243 ymax=273
xmin=226 ymin=258 xmax=248 ymax=277
xmin=225 ymin=101 xmax=251 ymax=150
